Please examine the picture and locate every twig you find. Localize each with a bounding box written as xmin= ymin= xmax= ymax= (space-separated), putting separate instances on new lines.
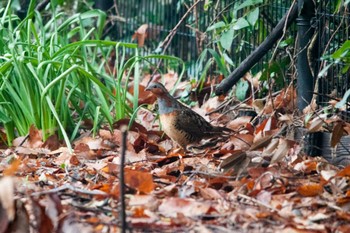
xmin=267 ymin=0 xmax=297 ymax=113
xmin=158 ymin=0 xmax=201 ymax=53
xmin=237 ymin=193 xmax=278 ymax=211
xmin=120 ymin=126 xmax=128 ymax=233
xmin=182 ymin=170 xmax=237 ymax=179
xmin=31 ymin=183 xmax=108 ymax=196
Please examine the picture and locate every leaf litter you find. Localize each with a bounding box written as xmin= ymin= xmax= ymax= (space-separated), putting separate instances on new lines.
xmin=1 ymin=77 xmax=350 ymax=232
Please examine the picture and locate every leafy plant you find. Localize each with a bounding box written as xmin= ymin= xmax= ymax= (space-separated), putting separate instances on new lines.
xmin=205 ymin=1 xmax=262 ymax=62
xmin=193 ymin=0 xmax=263 ymax=90
xmin=0 ymin=1 xmax=186 ymax=149
xmin=0 ymin=1 xmax=139 ymax=149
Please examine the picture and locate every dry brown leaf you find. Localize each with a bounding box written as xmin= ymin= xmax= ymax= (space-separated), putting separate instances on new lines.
xmin=255 ymin=116 xmax=277 ymax=135
xmin=125 ymin=168 xmax=155 ymax=194
xmin=336 ymin=164 xmax=350 ymax=177
xmin=303 ymin=98 xmax=318 ymax=115
xmin=320 ymin=169 xmax=337 ymax=181
xmin=69 ymin=155 xmax=80 ymax=166
xmin=129 ymin=84 xmax=157 ymax=106
xmin=219 ymin=151 xmax=250 ymax=174
xmin=42 ymin=134 xmax=60 ymax=151
xmin=270 ymin=138 xmax=294 ymax=163
xmin=158 ymin=197 xmax=211 ymax=218
xmin=59 ymin=214 xmax=93 ymax=233
xmin=262 ymin=138 xmax=279 ymax=157
xmin=28 ymin=125 xmax=43 ymax=148
xmin=306 ymin=114 xmax=328 ymax=132
xmin=294 ymin=160 xmax=318 ymax=174
xmin=253 ymin=172 xmax=275 ymax=190
xmin=278 ymin=114 xmax=294 ymax=125
xmin=74 ymin=143 xmax=96 ymax=159
xmin=227 ymin=116 xmax=252 ymax=131
xmin=131 ymin=24 xmax=148 ymax=47
xmin=296 ymin=183 xmax=323 ymax=197
xmin=3 ymin=159 xmax=21 ymax=176
xmin=74 ymin=137 xmax=103 ymax=150
xmin=256 ymin=190 xmax=272 ymax=205
xmin=250 ymin=132 xmax=275 ymax=151
xmin=230 ymin=134 xmax=253 ymax=150
xmin=331 ymin=121 xmax=344 ymax=147
xmin=252 ymin=99 xmax=265 ymax=114
xmin=199 ymin=187 xmax=223 ymax=200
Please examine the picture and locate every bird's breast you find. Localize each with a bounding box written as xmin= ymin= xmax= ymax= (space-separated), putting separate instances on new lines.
xmin=159 ymin=112 xmax=191 ymax=147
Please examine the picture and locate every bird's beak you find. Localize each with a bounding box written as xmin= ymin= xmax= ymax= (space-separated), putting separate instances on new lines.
xmin=145 ymin=85 xmax=151 ymax=91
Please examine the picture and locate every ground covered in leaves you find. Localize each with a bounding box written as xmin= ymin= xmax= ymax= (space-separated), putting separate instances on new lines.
xmin=1 ymin=79 xmax=350 ymax=233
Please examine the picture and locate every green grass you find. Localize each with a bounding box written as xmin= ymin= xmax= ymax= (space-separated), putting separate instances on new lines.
xmin=0 ymin=1 xmax=185 ymax=151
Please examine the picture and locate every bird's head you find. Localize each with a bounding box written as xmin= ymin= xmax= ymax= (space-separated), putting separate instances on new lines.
xmin=145 ymin=82 xmax=169 ymax=96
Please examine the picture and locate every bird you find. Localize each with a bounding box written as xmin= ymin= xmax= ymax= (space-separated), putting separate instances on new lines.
xmin=145 ymin=82 xmax=233 ymax=149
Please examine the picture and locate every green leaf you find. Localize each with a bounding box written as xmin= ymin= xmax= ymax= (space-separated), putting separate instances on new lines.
xmin=247 ymin=8 xmax=259 ymax=26
xmin=336 ymin=88 xmax=350 ymax=109
xmin=235 ymin=0 xmax=263 ymax=12
xmin=220 ymin=28 xmax=234 ymax=51
xmin=233 ymin=18 xmax=249 ymax=30
xmin=0 ymin=109 xmax=11 ymax=123
xmin=207 ymin=49 xmax=229 ymax=76
xmin=318 ymin=63 xmax=333 ymax=78
xmin=223 ymin=52 xmax=234 ymax=66
xmin=278 ymin=38 xmax=294 ymax=48
xmin=206 ymin=21 xmax=226 ymax=31
xmin=236 ymin=80 xmax=249 ymax=101
xmin=332 ymin=40 xmax=350 ymax=59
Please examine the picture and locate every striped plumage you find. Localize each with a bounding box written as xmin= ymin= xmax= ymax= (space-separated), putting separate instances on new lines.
xmin=146 ymin=82 xmax=232 ymax=148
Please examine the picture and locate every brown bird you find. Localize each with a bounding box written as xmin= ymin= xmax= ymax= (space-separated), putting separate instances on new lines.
xmin=145 ymin=82 xmax=232 ymax=149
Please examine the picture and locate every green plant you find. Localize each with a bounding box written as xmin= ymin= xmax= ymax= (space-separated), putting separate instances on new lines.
xmin=0 ymin=0 xmax=186 ymax=150
xmin=193 ymin=0 xmax=263 ymax=90
xmin=0 ymin=1 xmax=140 ymax=149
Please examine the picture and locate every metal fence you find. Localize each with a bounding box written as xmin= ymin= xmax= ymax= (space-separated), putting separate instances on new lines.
xmin=109 ymin=0 xmax=350 ymax=104
xmin=316 ymin=1 xmax=350 ymax=106
xmin=111 ymin=0 xmax=294 ymax=79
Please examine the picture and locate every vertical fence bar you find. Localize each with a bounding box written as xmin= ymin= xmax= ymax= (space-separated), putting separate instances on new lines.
xmin=296 ymin=0 xmax=316 ymax=110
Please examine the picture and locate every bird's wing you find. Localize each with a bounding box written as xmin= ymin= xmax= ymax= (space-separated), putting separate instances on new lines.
xmin=174 ymin=108 xmax=216 ymax=138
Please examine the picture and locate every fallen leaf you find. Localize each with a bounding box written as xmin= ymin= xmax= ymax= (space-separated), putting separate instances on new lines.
xmin=131 ymin=24 xmax=148 ymax=47
xmin=270 ymin=138 xmax=290 ymax=163
xmin=42 ymin=134 xmax=60 ymax=151
xmin=158 ymin=197 xmax=210 ymax=218
xmin=3 ymin=159 xmax=21 ymax=176
xmin=125 ymin=168 xmax=155 ymax=194
xmin=227 ymin=116 xmax=252 ymax=131
xmin=331 ymin=121 xmax=344 ymax=147
xmin=296 ymin=183 xmax=323 ymax=197
xmin=28 ymin=125 xmax=43 ymax=148
xmin=336 ymin=164 xmax=350 ymax=177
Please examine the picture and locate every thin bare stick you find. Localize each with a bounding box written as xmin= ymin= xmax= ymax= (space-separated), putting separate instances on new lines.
xmin=237 ymin=193 xmax=278 ymax=211
xmin=31 ymin=183 xmax=108 ymax=196
xmin=120 ymin=126 xmax=128 ymax=233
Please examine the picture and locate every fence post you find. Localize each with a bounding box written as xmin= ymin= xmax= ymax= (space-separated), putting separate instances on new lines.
xmin=296 ymin=0 xmax=316 ymax=110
